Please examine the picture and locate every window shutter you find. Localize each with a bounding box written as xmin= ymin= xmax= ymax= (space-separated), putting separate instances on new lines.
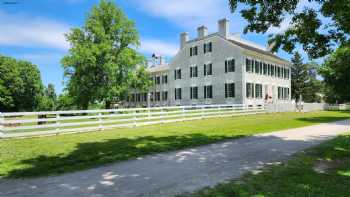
xmin=190 ymin=67 xmax=192 ymax=78
xmin=232 ymin=83 xmax=235 ymax=97
xmin=190 ymin=87 xmax=193 ymax=99
xmin=225 ymin=61 xmax=228 ymax=73
xmin=232 ymin=59 xmax=235 ymax=72
xmin=204 ymin=64 xmax=206 ymax=76
xmin=209 ymin=86 xmax=212 ymax=98
xmin=209 ymin=42 xmax=212 ymax=52
xmin=204 ymin=86 xmax=207 ymax=99
xmin=225 ymin=84 xmax=227 ymax=98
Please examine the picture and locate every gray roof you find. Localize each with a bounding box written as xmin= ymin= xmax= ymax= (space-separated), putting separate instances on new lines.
xmin=147 ymin=64 xmax=169 ymax=73
xmin=228 ymin=39 xmax=290 ymax=64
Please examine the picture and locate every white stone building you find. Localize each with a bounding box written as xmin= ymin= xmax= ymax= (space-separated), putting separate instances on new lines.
xmin=127 ymin=19 xmax=291 ymax=107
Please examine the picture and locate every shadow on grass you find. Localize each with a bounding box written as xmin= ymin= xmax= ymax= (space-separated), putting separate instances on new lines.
xmin=297 ymin=111 xmax=350 ymax=124
xmin=4 ymin=133 xmax=246 ymax=178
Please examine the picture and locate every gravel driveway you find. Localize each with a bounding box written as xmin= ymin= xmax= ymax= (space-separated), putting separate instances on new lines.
xmin=1 ymin=119 xmax=350 ymax=197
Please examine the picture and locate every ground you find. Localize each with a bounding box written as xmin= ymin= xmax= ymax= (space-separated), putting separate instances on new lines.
xmin=184 ymin=133 xmax=350 ymax=197
xmin=1 ymin=111 xmax=350 ymax=178
xmin=1 ymin=119 xmax=350 ymax=197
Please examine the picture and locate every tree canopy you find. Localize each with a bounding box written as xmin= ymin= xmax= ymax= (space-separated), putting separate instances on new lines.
xmin=291 ymin=52 xmax=322 ymax=102
xmin=319 ymin=44 xmax=350 ymax=103
xmin=228 ymin=0 xmax=350 ymax=59
xmin=0 ymin=55 xmax=44 ymax=112
xmin=37 ymin=83 xmax=57 ymax=111
xmin=62 ymin=0 xmax=150 ymax=109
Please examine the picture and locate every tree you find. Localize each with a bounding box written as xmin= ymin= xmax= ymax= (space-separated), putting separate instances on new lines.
xmin=319 ymin=45 xmax=350 ymax=103
xmin=62 ymin=0 xmax=150 ymax=109
xmin=0 ymin=55 xmax=44 ymax=112
xmin=37 ymin=83 xmax=57 ymax=111
xmin=228 ymin=0 xmax=350 ymax=59
xmin=291 ymin=52 xmax=322 ymax=102
xmin=56 ymin=91 xmax=77 ymax=111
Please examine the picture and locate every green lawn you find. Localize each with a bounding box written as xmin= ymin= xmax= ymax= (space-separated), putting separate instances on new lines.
xmin=1 ymin=111 xmax=350 ymax=178
xmin=183 ymin=133 xmax=350 ymax=197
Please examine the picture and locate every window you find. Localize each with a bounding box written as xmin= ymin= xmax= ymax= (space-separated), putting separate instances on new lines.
xmin=278 ymin=87 xmax=290 ymax=100
xmin=204 ymin=85 xmax=213 ymax=99
xmin=259 ymin=62 xmax=263 ymax=74
xmin=255 ymin=84 xmax=263 ymax=99
xmin=190 ymin=87 xmax=198 ymax=99
xmin=136 ymin=93 xmax=141 ymax=102
xmin=204 ymin=63 xmax=212 ymax=76
xmin=286 ymin=68 xmax=290 ymax=79
xmin=174 ymin=69 xmax=181 ymax=80
xmin=268 ymin=64 xmax=271 ymax=76
xmin=225 ymin=83 xmax=235 ymax=98
xmin=263 ymin=63 xmax=267 ymax=75
xmin=131 ymin=94 xmax=135 ymax=102
xmin=271 ymin=65 xmax=275 ymax=76
xmin=162 ymin=75 xmax=168 ymax=84
xmin=155 ymin=76 xmax=161 ymax=85
xmin=246 ymin=83 xmax=254 ymax=98
xmin=175 ymin=88 xmax=182 ymax=100
xmin=204 ymin=42 xmax=212 ymax=53
xmin=143 ymin=93 xmax=147 ymax=102
xmin=190 ymin=46 xmax=198 ymax=56
xmin=255 ymin=61 xmax=260 ymax=74
xmin=275 ymin=66 xmax=278 ymax=77
xmin=246 ymin=58 xmax=253 ymax=72
xmin=190 ymin=66 xmax=198 ymax=78
xmin=162 ymin=91 xmax=168 ymax=101
xmin=155 ymin=92 xmax=161 ymax=101
xmin=225 ymin=59 xmax=235 ymax=73
xmin=150 ymin=92 xmax=154 ymax=102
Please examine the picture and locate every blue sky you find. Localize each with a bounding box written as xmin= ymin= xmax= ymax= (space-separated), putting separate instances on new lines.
xmin=0 ymin=0 xmax=315 ymax=94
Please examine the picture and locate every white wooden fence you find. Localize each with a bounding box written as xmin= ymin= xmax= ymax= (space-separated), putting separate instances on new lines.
xmin=0 ymin=104 xmax=266 ymax=139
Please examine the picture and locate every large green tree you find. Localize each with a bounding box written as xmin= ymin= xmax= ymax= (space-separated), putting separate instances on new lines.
xmin=291 ymin=52 xmax=322 ymax=102
xmin=0 ymin=55 xmax=44 ymax=112
xmin=62 ymin=0 xmax=150 ymax=109
xmin=228 ymin=0 xmax=350 ymax=59
xmin=319 ymin=45 xmax=350 ymax=103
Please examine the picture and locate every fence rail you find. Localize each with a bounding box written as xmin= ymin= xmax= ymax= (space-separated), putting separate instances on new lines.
xmin=0 ymin=104 xmax=266 ymax=139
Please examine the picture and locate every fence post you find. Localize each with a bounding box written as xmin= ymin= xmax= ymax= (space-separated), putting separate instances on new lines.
xmin=98 ymin=112 xmax=103 ymax=130
xmin=0 ymin=112 xmax=4 ymax=138
xmin=56 ymin=113 xmax=60 ymax=134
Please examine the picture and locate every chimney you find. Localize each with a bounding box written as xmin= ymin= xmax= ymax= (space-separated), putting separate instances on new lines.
xmin=159 ymin=56 xmax=165 ymax=65
xmin=180 ymin=32 xmax=189 ymax=49
xmin=197 ymin=26 xmax=208 ymax=39
xmin=267 ymin=41 xmax=276 ymax=52
xmin=218 ymin=18 xmax=229 ymax=38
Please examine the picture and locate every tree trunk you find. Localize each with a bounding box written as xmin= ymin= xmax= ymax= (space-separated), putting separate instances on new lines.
xmin=105 ymin=100 xmax=112 ymax=109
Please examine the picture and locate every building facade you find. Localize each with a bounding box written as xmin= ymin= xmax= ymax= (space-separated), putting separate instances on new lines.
xmin=127 ymin=19 xmax=291 ymax=107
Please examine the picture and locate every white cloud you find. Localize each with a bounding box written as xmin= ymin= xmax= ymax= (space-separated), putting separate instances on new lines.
xmin=0 ymin=11 xmax=70 ymax=50
xmin=139 ymin=39 xmax=178 ymax=56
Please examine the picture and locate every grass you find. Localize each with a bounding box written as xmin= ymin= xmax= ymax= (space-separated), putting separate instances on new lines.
xmin=183 ymin=133 xmax=350 ymax=197
xmin=1 ymin=110 xmax=350 ymax=179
